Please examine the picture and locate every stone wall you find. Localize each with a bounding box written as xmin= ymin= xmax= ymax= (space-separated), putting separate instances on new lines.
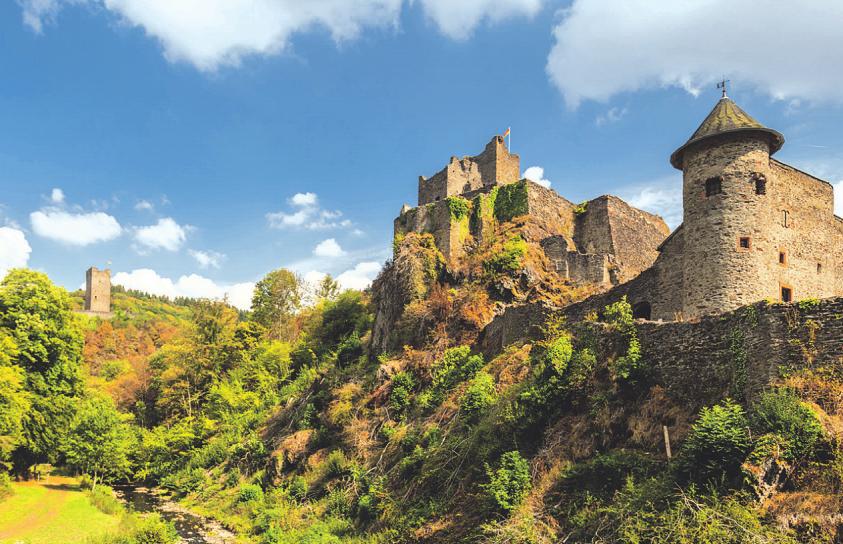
xmin=481 ymin=296 xmax=843 ymax=410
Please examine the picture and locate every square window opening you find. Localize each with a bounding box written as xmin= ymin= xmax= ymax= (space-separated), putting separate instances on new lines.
xmin=705 ymin=176 xmax=723 ymax=197
xmin=781 ymin=287 xmax=793 ymax=303
xmin=739 ymin=237 xmax=751 ymax=250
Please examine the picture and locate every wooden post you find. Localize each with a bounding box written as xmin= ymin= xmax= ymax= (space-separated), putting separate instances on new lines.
xmin=663 ymin=425 xmax=672 ymax=460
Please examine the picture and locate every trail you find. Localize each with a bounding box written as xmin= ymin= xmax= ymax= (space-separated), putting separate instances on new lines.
xmin=0 ymin=478 xmax=71 ymax=540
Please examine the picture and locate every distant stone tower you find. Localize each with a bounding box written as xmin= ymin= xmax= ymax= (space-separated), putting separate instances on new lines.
xmin=671 ymin=95 xmax=785 ymax=317
xmin=84 ymin=266 xmax=112 ymax=314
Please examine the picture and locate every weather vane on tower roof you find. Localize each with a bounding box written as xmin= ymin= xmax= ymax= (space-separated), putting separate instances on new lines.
xmin=717 ymin=78 xmax=730 ymax=99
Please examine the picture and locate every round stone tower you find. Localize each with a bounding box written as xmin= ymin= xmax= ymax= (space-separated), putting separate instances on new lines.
xmin=670 ymin=95 xmax=785 ymax=319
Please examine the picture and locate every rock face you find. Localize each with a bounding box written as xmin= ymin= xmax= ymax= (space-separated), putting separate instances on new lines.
xmin=370 ymin=233 xmax=445 ymax=353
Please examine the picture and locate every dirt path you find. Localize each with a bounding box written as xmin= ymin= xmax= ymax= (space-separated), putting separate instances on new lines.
xmin=0 ymin=477 xmax=75 ymax=541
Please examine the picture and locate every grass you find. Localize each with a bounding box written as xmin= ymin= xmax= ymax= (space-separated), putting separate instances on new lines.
xmin=0 ymin=477 xmax=120 ymax=544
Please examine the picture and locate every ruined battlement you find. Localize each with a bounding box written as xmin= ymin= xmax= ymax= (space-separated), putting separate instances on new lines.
xmin=417 ymin=135 xmax=520 ymax=205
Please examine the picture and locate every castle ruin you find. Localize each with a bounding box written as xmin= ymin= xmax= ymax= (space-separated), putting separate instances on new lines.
xmin=390 ymin=92 xmax=843 ymax=328
xmin=84 ymin=266 xmax=112 ymax=315
xmin=396 ymin=136 xmax=668 ymax=289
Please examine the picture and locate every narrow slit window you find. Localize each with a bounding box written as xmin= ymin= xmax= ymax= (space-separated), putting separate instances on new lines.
xmin=705 ymin=176 xmax=723 ymax=197
xmin=782 ymin=210 xmax=790 ymax=228
xmin=817 ymin=263 xmax=823 ymax=274
xmin=754 ymin=175 xmax=767 ymax=195
xmin=781 ymin=286 xmax=793 ymax=303
xmin=739 ymin=237 xmax=751 ymax=250
xmin=779 ymin=251 xmax=787 ymax=265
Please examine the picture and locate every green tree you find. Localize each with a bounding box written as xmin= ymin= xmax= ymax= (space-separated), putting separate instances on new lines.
xmin=63 ymin=395 xmax=134 ymax=489
xmin=251 ymin=269 xmax=302 ymax=340
xmin=678 ymin=399 xmax=751 ymax=486
xmin=315 ymin=274 xmax=341 ymax=302
xmin=0 ymin=333 xmax=29 ymax=467
xmin=0 ymin=269 xmax=83 ymax=474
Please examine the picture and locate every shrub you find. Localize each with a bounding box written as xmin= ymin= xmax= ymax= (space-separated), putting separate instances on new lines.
xmin=483 ymin=236 xmax=527 ymax=275
xmin=750 ymin=388 xmax=825 ymax=461
xmin=336 ymin=333 xmax=363 ymax=367
xmin=678 ymin=399 xmax=751 ymax=486
xmin=325 ymin=450 xmax=349 ymax=478
xmin=460 ymin=372 xmax=497 ymax=423
xmin=431 ymin=346 xmax=484 ymax=392
xmin=238 ymin=483 xmax=264 ymax=503
xmin=484 ymin=451 xmax=532 ymax=512
xmin=0 ymin=473 xmax=12 ymax=500
xmin=389 ymin=372 xmax=416 ymax=419
xmin=288 ymin=475 xmax=308 ymax=502
xmin=290 ymin=343 xmax=316 ymax=370
xmin=447 ymin=196 xmax=471 ymax=221
xmin=87 ymin=486 xmax=124 ymax=515
xmin=494 ymin=181 xmax=529 ymax=222
xmin=542 ymin=335 xmax=573 ymax=375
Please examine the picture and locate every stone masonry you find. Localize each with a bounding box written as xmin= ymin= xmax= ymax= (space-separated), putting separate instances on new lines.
xmin=574 ymin=95 xmax=843 ymax=322
xmin=84 ymin=266 xmax=112 ymax=314
xmin=396 ymin=137 xmax=669 ymax=289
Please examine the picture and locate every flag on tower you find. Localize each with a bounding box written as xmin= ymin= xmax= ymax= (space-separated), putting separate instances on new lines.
xmin=502 ymin=127 xmax=510 ymax=138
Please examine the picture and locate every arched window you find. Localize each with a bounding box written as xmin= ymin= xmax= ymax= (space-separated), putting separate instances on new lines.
xmin=632 ymin=301 xmax=652 ymax=320
xmin=705 ymin=176 xmax=723 ymax=197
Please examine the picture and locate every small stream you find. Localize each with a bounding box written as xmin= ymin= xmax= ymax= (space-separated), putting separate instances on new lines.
xmin=114 ymin=486 xmax=237 ymax=544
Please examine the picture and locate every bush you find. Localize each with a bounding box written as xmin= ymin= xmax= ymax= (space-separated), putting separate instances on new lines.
xmin=484 ymin=451 xmax=532 ymax=512
xmin=460 ymin=372 xmax=497 ymax=423
xmin=290 ymin=343 xmax=317 ymax=370
xmin=89 ymin=513 xmax=178 ymax=544
xmin=324 ymin=450 xmax=349 ymax=478
xmin=87 ymin=486 xmax=124 ymax=515
xmin=431 ymin=346 xmax=484 ymax=392
xmin=389 ymin=372 xmax=415 ymax=419
xmin=238 ymin=483 xmax=264 ymax=503
xmin=541 ymin=335 xmax=573 ymax=375
xmin=750 ymin=388 xmax=825 ymax=461
xmin=678 ymin=399 xmax=751 ymax=486
xmin=336 ymin=333 xmax=363 ymax=367
xmin=0 ymin=473 xmax=12 ymax=500
xmin=447 ymin=196 xmax=471 ymax=221
xmin=288 ymin=475 xmax=308 ymax=502
xmin=494 ymin=181 xmax=529 ymax=222
xmin=483 ymin=236 xmax=527 ymax=275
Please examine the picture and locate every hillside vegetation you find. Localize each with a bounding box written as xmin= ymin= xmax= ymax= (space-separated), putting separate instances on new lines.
xmin=1 ymin=211 xmax=841 ymax=543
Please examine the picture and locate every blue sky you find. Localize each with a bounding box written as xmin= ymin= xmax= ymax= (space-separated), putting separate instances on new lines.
xmin=2 ymin=0 xmax=843 ymax=309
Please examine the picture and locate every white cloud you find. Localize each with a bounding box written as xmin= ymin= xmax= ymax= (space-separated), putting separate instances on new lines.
xmin=189 ymin=249 xmax=226 ymax=269
xmin=112 ymin=268 xmax=255 ymax=310
xmin=290 ymin=192 xmax=317 ymax=207
xmin=313 ymin=238 xmax=346 ymax=258
xmin=595 ymin=106 xmax=627 ymax=127
xmin=336 ymin=261 xmax=381 ymax=290
xmin=20 ymin=0 xmax=545 ymax=70
xmin=50 ymin=188 xmax=65 ymax=203
xmin=135 ymin=199 xmax=154 ymax=212
xmin=620 ymin=175 xmax=683 ymax=229
xmin=133 ymin=217 xmax=190 ymax=252
xmin=30 ymin=208 xmax=122 ymax=246
xmin=547 ymin=0 xmax=843 ymax=108
xmin=834 ymin=181 xmax=843 ymax=217
xmin=0 ymin=227 xmax=32 ymax=279
xmin=523 ymin=166 xmax=551 ymax=188
xmin=418 ymin=0 xmax=544 ymax=40
xmin=266 ymin=193 xmax=352 ymax=230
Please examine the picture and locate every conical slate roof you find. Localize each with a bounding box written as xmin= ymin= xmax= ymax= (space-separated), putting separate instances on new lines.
xmin=670 ymin=97 xmax=784 ymax=169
